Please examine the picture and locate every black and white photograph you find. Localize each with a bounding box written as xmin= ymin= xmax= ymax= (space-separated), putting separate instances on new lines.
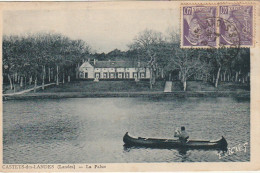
xmin=1 ymin=1 xmax=258 ymax=171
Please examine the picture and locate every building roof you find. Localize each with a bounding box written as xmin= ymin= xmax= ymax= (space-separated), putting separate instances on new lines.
xmin=91 ymin=61 xmax=149 ymax=68
xmin=79 ymin=62 xmax=93 ymax=70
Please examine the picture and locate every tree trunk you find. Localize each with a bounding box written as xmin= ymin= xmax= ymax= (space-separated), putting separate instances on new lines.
xmin=182 ymin=75 xmax=187 ymax=91
xmin=63 ymin=73 xmax=65 ymax=84
xmin=161 ymin=69 xmax=164 ymax=79
xmin=8 ymin=74 xmax=13 ymax=90
xmin=149 ymin=68 xmax=153 ymax=89
xmin=76 ymin=63 xmax=79 ymax=79
xmin=183 ymin=80 xmax=187 ymax=91
xmin=51 ymin=69 xmax=54 ymax=81
xmin=15 ymin=72 xmax=18 ymax=83
xmin=34 ymin=77 xmax=37 ymax=93
xmin=56 ymin=65 xmax=59 ymax=85
xmin=223 ymin=71 xmax=226 ymax=81
xmin=215 ymin=66 xmax=221 ymax=88
xmin=151 ymin=71 xmax=156 ymax=86
xmin=42 ymin=65 xmax=45 ymax=90
xmin=48 ymin=67 xmax=51 ymax=82
xmin=25 ymin=77 xmax=27 ymax=88
xmin=68 ymin=75 xmax=71 ymax=82
xmin=13 ymin=77 xmax=16 ymax=93
xmin=20 ymin=77 xmax=23 ymax=87
xmin=235 ymin=71 xmax=238 ymax=82
xmin=29 ymin=76 xmax=32 ymax=85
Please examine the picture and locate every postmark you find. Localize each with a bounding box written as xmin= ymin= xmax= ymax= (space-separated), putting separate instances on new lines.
xmin=205 ymin=17 xmax=241 ymax=60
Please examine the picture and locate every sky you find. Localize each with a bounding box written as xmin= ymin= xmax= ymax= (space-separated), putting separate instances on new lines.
xmin=3 ymin=9 xmax=179 ymax=53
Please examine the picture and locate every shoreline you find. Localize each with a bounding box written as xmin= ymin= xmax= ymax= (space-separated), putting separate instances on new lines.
xmin=2 ymin=91 xmax=250 ymax=100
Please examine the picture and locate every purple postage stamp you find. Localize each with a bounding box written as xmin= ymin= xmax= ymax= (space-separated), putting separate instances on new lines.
xmin=219 ymin=5 xmax=253 ymax=46
xmin=182 ymin=6 xmax=217 ymax=47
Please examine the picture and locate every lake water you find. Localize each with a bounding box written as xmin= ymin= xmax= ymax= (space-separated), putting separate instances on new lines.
xmin=3 ymin=97 xmax=250 ymax=163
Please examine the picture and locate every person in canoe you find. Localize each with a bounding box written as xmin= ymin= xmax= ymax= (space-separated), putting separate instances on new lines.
xmin=174 ymin=126 xmax=189 ymax=144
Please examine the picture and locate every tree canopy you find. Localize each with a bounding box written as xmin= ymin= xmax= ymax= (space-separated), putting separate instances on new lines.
xmin=3 ymin=33 xmax=91 ymax=90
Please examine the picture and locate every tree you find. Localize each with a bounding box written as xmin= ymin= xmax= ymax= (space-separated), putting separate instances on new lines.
xmin=2 ymin=33 xmax=91 ymax=92
xmin=161 ymin=29 xmax=205 ymax=90
xmin=166 ymin=47 xmax=207 ymax=91
xmin=206 ymin=47 xmax=239 ymax=87
xmin=129 ymin=29 xmax=164 ymax=89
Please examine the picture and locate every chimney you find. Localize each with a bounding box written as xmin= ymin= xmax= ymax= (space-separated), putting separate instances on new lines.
xmin=88 ymin=58 xmax=90 ymax=62
xmin=94 ymin=59 xmax=96 ymax=65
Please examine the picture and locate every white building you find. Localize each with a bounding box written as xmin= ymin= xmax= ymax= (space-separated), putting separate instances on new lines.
xmin=79 ymin=60 xmax=151 ymax=80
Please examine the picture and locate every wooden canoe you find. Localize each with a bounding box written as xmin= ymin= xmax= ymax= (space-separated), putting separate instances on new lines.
xmin=123 ymin=132 xmax=228 ymax=149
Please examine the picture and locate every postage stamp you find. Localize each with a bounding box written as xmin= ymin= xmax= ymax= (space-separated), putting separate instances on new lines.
xmin=182 ymin=6 xmax=217 ymax=47
xmin=219 ymin=5 xmax=254 ymax=46
xmin=181 ymin=3 xmax=255 ymax=48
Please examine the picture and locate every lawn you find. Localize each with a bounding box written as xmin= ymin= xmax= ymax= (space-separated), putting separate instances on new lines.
xmin=172 ymin=80 xmax=250 ymax=92
xmin=3 ymin=80 xmax=250 ymax=94
xmin=38 ymin=80 xmax=166 ymax=93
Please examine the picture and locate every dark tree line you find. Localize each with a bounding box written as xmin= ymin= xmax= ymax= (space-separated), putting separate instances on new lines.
xmin=3 ymin=33 xmax=91 ymax=91
xmin=128 ymin=29 xmax=250 ymax=90
xmin=3 ymin=30 xmax=250 ymax=92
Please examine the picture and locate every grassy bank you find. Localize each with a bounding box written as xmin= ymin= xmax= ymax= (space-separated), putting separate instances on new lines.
xmin=3 ymin=83 xmax=36 ymax=94
xmin=172 ymin=81 xmax=250 ymax=92
xmin=37 ymin=80 xmax=165 ymax=93
xmin=35 ymin=80 xmax=249 ymax=93
xmin=3 ymin=91 xmax=250 ymax=101
xmin=3 ymin=80 xmax=250 ymax=100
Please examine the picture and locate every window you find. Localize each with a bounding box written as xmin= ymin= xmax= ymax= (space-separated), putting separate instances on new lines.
xmin=85 ymin=72 xmax=88 ymax=78
xmin=95 ymin=73 xmax=100 ymax=78
xmin=79 ymin=72 xmax=84 ymax=78
xmin=110 ymin=72 xmax=115 ymax=78
xmin=140 ymin=73 xmax=145 ymax=78
xmin=125 ymin=72 xmax=130 ymax=78
xmin=133 ymin=72 xmax=138 ymax=78
xmin=103 ymin=73 xmax=107 ymax=78
xmin=118 ymin=73 xmax=123 ymax=78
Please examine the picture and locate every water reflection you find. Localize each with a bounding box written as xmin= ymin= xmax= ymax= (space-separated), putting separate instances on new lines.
xmin=177 ymin=148 xmax=188 ymax=155
xmin=177 ymin=148 xmax=189 ymax=162
xmin=3 ymin=97 xmax=250 ymax=163
xmin=233 ymin=96 xmax=250 ymax=102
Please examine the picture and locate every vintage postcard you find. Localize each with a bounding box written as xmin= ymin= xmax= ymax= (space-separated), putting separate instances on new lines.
xmin=0 ymin=1 xmax=259 ymax=172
